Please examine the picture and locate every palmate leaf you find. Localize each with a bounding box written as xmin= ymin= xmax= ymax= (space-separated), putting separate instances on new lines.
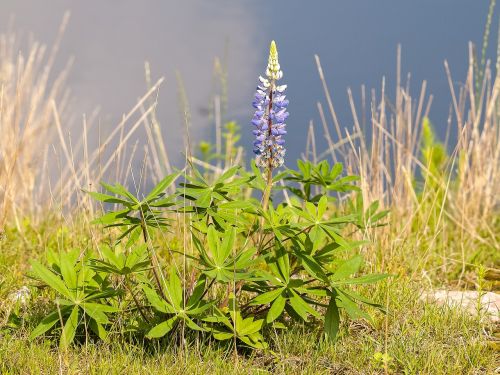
xmin=179 ymin=166 xmax=253 ymax=214
xmin=194 ymin=226 xmax=255 ymax=283
xmin=208 ymin=303 xmax=268 ymax=349
xmin=143 ymin=270 xmax=211 ymax=340
xmin=286 ymin=160 xmax=359 ymax=201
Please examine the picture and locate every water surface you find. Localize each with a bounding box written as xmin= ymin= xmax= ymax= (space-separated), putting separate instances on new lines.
xmin=0 ymin=1 xmax=495 ymax=165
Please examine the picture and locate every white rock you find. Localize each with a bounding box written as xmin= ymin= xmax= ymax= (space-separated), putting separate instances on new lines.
xmin=420 ymin=290 xmax=499 ymax=322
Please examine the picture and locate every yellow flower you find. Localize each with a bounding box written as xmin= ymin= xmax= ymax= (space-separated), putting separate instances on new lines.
xmin=266 ymin=40 xmax=283 ymax=80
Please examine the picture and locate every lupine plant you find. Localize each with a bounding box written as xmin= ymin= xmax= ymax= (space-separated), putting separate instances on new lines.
xmin=27 ymin=41 xmax=389 ymax=350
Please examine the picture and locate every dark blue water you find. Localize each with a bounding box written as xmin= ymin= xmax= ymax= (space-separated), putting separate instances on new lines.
xmin=0 ymin=1 xmax=496 ymax=167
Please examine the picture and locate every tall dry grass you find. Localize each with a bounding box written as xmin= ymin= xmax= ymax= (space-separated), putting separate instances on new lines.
xmin=0 ymin=18 xmax=497 ymax=283
xmin=0 ymin=17 xmax=174 ymax=231
xmin=312 ymin=44 xmax=499 ymax=281
xmin=0 ymin=16 xmax=71 ymax=227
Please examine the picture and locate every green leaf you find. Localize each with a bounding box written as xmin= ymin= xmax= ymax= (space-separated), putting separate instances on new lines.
xmin=101 ymin=182 xmax=138 ymax=203
xmin=324 ymin=296 xmax=340 ymax=343
xmin=143 ymin=285 xmax=169 ymax=313
xmin=317 ymin=195 xmax=328 ymax=217
xmin=330 ymin=255 xmax=363 ymax=281
xmin=196 ymin=190 xmax=213 ymax=208
xmin=60 ymin=306 xmax=79 ymax=349
xmin=331 ymin=273 xmax=390 ymax=286
xmin=249 ymin=288 xmax=283 ymax=306
xmin=275 ymin=247 xmax=290 ymax=284
xmin=29 ymin=308 xmax=66 ymax=340
xmin=167 ymin=267 xmax=183 ymax=308
xmin=147 ymin=317 xmax=178 ymax=338
xmin=289 ymin=292 xmax=319 ymax=321
xmin=59 ymin=254 xmax=77 ymax=291
xmin=218 ymin=201 xmax=254 ymax=210
xmin=206 ymin=226 xmax=218 ymax=261
xmin=267 ymin=295 xmax=286 ymax=323
xmin=240 ymin=334 xmax=268 ymax=349
xmin=85 ymin=191 xmax=131 ymax=206
xmin=91 ymin=209 xmax=130 ymax=225
xmin=239 ymin=318 xmax=264 ymax=335
xmin=295 ymin=251 xmax=329 ymax=283
xmin=339 ymin=288 xmax=386 ymax=311
xmin=218 ymin=227 xmax=235 ymax=265
xmin=184 ymin=316 xmax=204 ymax=331
xmin=213 ymin=331 xmax=233 ymax=341
xmin=89 ymin=319 xmax=108 ymax=341
xmin=330 ymin=163 xmax=343 ymax=179
xmin=144 ymin=172 xmax=180 ymax=202
xmin=30 ymin=261 xmax=72 ymax=299
xmin=336 ymin=293 xmax=372 ymax=322
xmin=187 ymin=275 xmax=206 ymax=307
xmin=215 ymin=166 xmax=240 ymax=184
xmin=82 ymin=303 xmax=118 ymax=324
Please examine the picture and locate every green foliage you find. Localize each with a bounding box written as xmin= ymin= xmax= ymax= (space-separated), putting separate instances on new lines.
xmin=206 ymin=294 xmax=268 ymax=349
xmin=285 ymin=160 xmax=359 ymax=202
xmin=87 ymin=172 xmax=180 ymax=242
xmin=89 ymin=244 xmax=150 ymax=276
xmin=26 ymin=157 xmax=389 ymax=351
xmin=193 ymin=226 xmax=256 ymax=282
xmin=143 ymin=269 xmax=211 ymax=338
xmin=29 ymin=249 xmax=119 ymax=348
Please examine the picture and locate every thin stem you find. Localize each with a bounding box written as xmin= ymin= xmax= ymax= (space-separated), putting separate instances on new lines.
xmin=258 ymin=167 xmax=273 ymax=250
xmin=261 ymin=79 xmax=275 ymax=212
xmin=199 ymin=278 xmax=216 ymax=301
xmin=139 ymin=209 xmax=166 ymax=300
xmin=261 ymin=167 xmax=273 ymax=211
xmin=124 ymin=276 xmax=149 ymax=323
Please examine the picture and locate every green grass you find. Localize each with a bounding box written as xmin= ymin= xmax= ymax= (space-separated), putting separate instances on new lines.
xmin=0 ymin=218 xmax=497 ymax=374
xmin=1 ymin=9 xmax=499 ymax=372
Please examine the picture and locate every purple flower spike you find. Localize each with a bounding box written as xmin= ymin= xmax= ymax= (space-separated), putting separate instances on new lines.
xmin=251 ymin=41 xmax=288 ymax=169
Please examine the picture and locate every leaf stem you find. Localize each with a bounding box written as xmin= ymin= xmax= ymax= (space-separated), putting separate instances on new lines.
xmin=124 ymin=276 xmax=149 ymax=323
xmin=139 ymin=209 xmax=166 ymax=300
